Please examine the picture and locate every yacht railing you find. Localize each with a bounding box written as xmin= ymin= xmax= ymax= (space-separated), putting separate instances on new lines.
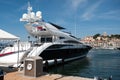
xmin=27 ymin=43 xmax=53 ymax=57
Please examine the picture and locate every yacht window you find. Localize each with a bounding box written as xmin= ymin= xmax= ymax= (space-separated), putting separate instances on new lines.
xmin=41 ymin=38 xmax=45 ymax=43
xmin=46 ymin=37 xmax=52 ymax=42
xmin=64 ymin=40 xmax=80 ymax=44
xmin=59 ymin=37 xmax=65 ymax=39
xmin=46 ymin=44 xmax=65 ymax=49
xmin=9 ymin=44 xmax=13 ymax=47
xmin=41 ymin=37 xmax=52 ymax=43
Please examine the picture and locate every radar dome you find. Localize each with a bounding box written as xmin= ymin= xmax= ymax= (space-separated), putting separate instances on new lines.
xmin=36 ymin=11 xmax=42 ymax=18
xmin=22 ymin=13 xmax=27 ymax=19
xmin=31 ymin=12 xmax=35 ymax=18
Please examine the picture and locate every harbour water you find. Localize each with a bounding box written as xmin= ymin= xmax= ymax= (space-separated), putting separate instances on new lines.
xmin=47 ymin=49 xmax=120 ymax=80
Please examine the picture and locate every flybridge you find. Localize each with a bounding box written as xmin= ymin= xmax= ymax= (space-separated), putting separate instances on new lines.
xmin=20 ymin=2 xmax=42 ymax=23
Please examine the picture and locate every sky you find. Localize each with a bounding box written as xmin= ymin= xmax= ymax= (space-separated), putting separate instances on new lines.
xmin=0 ymin=0 xmax=120 ymax=41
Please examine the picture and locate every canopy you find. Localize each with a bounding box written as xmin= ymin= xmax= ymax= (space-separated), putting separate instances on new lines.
xmin=0 ymin=29 xmax=19 ymax=40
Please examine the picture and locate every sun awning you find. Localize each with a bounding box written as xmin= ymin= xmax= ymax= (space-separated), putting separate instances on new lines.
xmin=0 ymin=29 xmax=19 ymax=40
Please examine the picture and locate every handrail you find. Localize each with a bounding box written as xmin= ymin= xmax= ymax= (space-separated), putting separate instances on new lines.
xmin=19 ymin=47 xmax=33 ymax=62
xmin=27 ymin=47 xmax=38 ymax=57
xmin=27 ymin=43 xmax=53 ymax=57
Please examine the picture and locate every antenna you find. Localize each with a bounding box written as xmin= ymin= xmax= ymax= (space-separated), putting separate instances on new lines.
xmin=74 ymin=13 xmax=77 ymax=37
xmin=27 ymin=2 xmax=32 ymax=14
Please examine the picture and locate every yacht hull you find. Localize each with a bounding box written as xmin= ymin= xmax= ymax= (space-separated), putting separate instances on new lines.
xmin=40 ymin=47 xmax=91 ymax=60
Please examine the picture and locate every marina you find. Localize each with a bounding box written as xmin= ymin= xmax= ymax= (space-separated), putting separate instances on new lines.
xmin=0 ymin=1 xmax=120 ymax=80
xmin=0 ymin=2 xmax=91 ymax=68
xmin=0 ymin=2 xmax=93 ymax=80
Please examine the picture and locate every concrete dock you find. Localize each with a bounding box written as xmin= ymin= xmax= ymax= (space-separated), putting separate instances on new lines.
xmin=4 ymin=71 xmax=93 ymax=80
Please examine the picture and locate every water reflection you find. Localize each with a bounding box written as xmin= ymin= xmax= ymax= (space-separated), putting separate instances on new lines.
xmin=47 ymin=57 xmax=90 ymax=76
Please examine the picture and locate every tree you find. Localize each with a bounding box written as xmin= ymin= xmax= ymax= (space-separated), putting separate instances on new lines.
xmin=110 ymin=34 xmax=120 ymax=39
xmin=93 ymin=33 xmax=101 ymax=39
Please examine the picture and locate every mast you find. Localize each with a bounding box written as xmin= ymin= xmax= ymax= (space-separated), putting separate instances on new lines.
xmin=27 ymin=2 xmax=32 ymax=19
xmin=27 ymin=2 xmax=32 ymax=13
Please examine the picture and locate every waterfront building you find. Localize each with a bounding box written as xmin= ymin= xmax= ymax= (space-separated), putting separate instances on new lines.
xmin=81 ymin=33 xmax=120 ymax=49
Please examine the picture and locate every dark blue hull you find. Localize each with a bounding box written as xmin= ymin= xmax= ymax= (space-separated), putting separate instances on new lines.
xmin=40 ymin=45 xmax=92 ymax=60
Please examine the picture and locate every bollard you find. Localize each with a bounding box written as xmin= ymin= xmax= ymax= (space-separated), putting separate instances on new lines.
xmin=24 ymin=56 xmax=43 ymax=77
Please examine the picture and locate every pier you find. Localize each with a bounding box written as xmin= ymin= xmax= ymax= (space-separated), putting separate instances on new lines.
xmin=4 ymin=71 xmax=93 ymax=80
xmin=1 ymin=58 xmax=93 ymax=80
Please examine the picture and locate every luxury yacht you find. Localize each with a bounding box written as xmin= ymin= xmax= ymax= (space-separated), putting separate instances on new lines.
xmin=0 ymin=2 xmax=91 ymax=67
xmin=21 ymin=2 xmax=92 ymax=60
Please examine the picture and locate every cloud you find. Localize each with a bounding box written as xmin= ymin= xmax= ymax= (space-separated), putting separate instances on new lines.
xmin=104 ymin=10 xmax=120 ymax=15
xmin=81 ymin=0 xmax=103 ymax=21
xmin=98 ymin=10 xmax=120 ymax=20
xmin=18 ymin=3 xmax=28 ymax=11
xmin=69 ymin=0 xmax=87 ymax=11
xmin=65 ymin=0 xmax=87 ymax=13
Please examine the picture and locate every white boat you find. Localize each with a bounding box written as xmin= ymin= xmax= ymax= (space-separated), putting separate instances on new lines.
xmin=0 ymin=29 xmax=31 ymax=67
xmin=0 ymin=2 xmax=92 ymax=67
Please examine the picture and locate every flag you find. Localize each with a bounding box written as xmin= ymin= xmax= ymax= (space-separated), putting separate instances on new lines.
xmin=37 ymin=26 xmax=43 ymax=30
